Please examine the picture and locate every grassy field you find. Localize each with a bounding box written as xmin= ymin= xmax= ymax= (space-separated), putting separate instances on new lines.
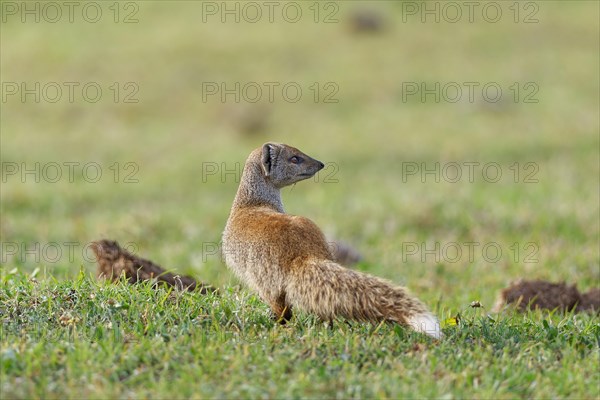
xmin=1 ymin=1 xmax=599 ymax=398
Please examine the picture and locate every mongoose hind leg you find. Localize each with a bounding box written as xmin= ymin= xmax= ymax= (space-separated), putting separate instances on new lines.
xmin=270 ymin=293 xmax=293 ymax=324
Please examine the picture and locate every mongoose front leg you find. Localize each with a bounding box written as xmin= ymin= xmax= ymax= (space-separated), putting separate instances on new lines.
xmin=270 ymin=293 xmax=293 ymax=324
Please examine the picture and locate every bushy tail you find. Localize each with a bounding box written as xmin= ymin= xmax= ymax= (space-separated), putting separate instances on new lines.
xmin=286 ymin=259 xmax=442 ymax=339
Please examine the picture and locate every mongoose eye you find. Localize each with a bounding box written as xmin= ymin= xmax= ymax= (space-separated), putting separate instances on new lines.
xmin=289 ymin=156 xmax=303 ymax=164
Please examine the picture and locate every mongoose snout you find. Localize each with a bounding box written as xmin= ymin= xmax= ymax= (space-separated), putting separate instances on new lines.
xmin=261 ymin=143 xmax=325 ymax=187
xmin=299 ymin=160 xmax=325 ymax=177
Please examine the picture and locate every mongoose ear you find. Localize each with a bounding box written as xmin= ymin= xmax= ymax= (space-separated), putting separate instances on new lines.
xmin=261 ymin=143 xmax=275 ymax=176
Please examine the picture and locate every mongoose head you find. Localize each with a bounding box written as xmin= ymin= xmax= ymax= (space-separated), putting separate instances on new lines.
xmin=260 ymin=142 xmax=325 ymax=188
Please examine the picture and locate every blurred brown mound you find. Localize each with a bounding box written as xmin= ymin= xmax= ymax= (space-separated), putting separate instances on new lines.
xmin=92 ymin=239 xmax=215 ymax=294
xmin=328 ymin=240 xmax=362 ymax=266
xmin=494 ymin=279 xmax=599 ymax=313
xmin=348 ymin=8 xmax=386 ymax=34
xmin=579 ymin=287 xmax=600 ymax=312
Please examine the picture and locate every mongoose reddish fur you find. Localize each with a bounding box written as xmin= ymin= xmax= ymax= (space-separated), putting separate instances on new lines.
xmin=222 ymin=143 xmax=441 ymax=338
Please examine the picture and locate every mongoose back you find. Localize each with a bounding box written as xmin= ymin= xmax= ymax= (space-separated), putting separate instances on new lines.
xmin=222 ymin=143 xmax=441 ymax=338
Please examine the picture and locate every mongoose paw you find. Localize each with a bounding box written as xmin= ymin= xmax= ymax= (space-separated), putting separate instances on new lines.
xmin=273 ymin=315 xmax=291 ymax=325
xmin=271 ymin=308 xmax=293 ymax=325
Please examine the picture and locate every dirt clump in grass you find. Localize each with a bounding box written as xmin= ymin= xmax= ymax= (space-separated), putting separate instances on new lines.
xmin=92 ymin=239 xmax=216 ymax=294
xmin=348 ymin=8 xmax=386 ymax=34
xmin=494 ymin=279 xmax=599 ymax=313
xmin=578 ymin=287 xmax=600 ymax=312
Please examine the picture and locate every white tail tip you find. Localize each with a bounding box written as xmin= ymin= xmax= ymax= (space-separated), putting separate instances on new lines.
xmin=408 ymin=313 xmax=443 ymax=339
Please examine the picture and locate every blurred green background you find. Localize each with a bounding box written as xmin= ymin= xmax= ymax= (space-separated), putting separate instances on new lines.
xmin=2 ymin=1 xmax=598 ymax=310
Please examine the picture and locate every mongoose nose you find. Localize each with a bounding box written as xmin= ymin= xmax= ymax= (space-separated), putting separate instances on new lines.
xmin=318 ymin=161 xmax=325 ymax=170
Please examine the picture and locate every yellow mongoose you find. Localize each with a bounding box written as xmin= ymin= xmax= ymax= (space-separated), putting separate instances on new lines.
xmin=222 ymin=143 xmax=442 ymax=338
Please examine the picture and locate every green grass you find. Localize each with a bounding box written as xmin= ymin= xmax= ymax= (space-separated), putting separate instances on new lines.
xmin=1 ymin=1 xmax=599 ymax=398
xmin=2 ymin=271 xmax=599 ymax=399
